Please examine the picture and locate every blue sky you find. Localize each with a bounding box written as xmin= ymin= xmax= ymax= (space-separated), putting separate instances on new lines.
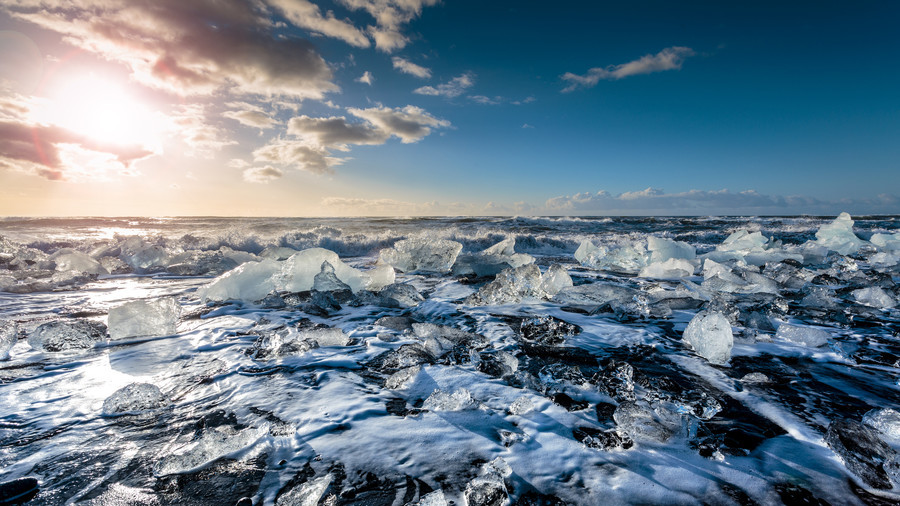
xmin=0 ymin=1 xmax=898 ymax=216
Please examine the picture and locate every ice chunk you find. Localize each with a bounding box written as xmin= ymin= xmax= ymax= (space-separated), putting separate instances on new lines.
xmin=302 ymin=327 xmax=349 ymax=347
xmin=683 ymin=311 xmax=733 ymax=364
xmin=464 ymin=459 xmax=509 ymax=506
xmin=101 ymin=383 xmax=169 ymax=416
xmin=870 ymin=233 xmax=900 ymax=252
xmin=825 ymin=418 xmax=897 ymax=489
xmin=122 ymin=243 xmax=171 ymax=273
xmin=551 ymin=282 xmax=639 ymax=308
xmin=740 ymin=372 xmax=770 ymax=384
xmin=815 ymin=212 xmax=867 ymax=255
xmin=153 ymin=426 xmax=264 ymax=477
xmin=452 ymin=237 xmax=535 ymax=277
xmin=775 ymin=323 xmax=829 ymax=347
xmin=108 ymin=297 xmax=180 ymax=340
xmin=423 ymin=388 xmax=476 ymax=411
xmin=704 ymin=230 xmax=804 ymax=266
xmin=413 ymin=490 xmax=448 ymax=506
xmin=199 ymin=259 xmax=281 ymax=302
xmin=376 ymin=283 xmax=424 ymax=308
xmin=613 ymin=402 xmax=673 ymax=442
xmin=539 ymin=263 xmax=573 ymax=296
xmin=384 ymin=365 xmax=421 ymax=390
xmin=520 ymin=316 xmax=580 ymax=345
xmin=475 ymin=351 xmax=518 ymax=378
xmin=722 ymin=230 xmax=769 ymax=252
xmin=50 ymin=249 xmax=108 ymax=275
xmin=166 ymin=250 xmax=239 ymax=276
xmin=1 ymin=320 xmax=17 ymax=360
xmin=275 ymin=474 xmax=333 ymax=506
xmin=508 ymin=396 xmax=535 ymax=415
xmin=852 ymin=287 xmax=897 ymax=309
xmin=575 ymin=239 xmax=648 ymax=273
xmin=647 ymin=236 xmax=696 ymax=263
xmin=312 ymin=261 xmax=351 ymax=292
xmin=465 ymin=264 xmax=545 ymax=305
xmin=280 ymin=248 xmax=393 ymax=293
xmin=379 ymin=238 xmax=462 ymax=274
xmin=259 ymin=246 xmax=299 ymax=260
xmin=863 ymin=408 xmax=900 ymax=443
xmin=639 ymin=258 xmax=696 ymax=279
xmin=27 ymin=320 xmax=106 ymax=352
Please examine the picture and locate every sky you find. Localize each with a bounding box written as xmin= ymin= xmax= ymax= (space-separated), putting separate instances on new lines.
xmin=0 ymin=0 xmax=898 ymax=217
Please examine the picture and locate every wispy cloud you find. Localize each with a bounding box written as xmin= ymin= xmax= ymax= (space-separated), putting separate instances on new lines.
xmin=243 ymin=165 xmax=284 ymax=183
xmin=391 ymin=57 xmax=432 ymax=79
xmin=254 ymin=105 xmax=449 ymax=173
xmin=561 ymin=46 xmax=695 ymax=92
xmin=223 ymin=102 xmax=279 ymax=129
xmin=340 ymin=0 xmax=440 ymax=52
xmin=267 ymin=0 xmax=370 ymax=48
xmin=356 ymin=71 xmax=374 ymax=85
xmin=414 ymin=73 xmax=475 ymax=98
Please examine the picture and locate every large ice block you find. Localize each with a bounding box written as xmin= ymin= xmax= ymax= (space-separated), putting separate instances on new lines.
xmin=108 ymin=297 xmax=180 ymax=340
xmin=682 ymin=311 xmax=733 ymax=364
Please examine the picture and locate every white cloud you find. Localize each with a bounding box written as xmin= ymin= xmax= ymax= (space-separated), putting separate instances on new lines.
xmin=256 ymin=104 xmax=449 ymax=173
xmin=170 ymin=104 xmax=237 ymax=158
xmin=4 ymin=0 xmax=338 ymax=99
xmin=391 ymin=57 xmax=431 ymax=79
xmin=223 ymin=102 xmax=279 ymax=129
xmin=414 ymin=73 xmax=475 ymax=98
xmin=266 ymin=0 xmax=370 ymax=48
xmin=339 ymin=0 xmax=440 ymax=52
xmin=468 ymin=95 xmax=500 ymax=105
xmin=356 ymin=70 xmax=374 ymax=85
xmin=243 ymin=165 xmax=284 ymax=183
xmin=561 ymin=46 xmax=695 ymax=92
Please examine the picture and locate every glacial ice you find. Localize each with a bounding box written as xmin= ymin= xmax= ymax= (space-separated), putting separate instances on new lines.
xmin=108 ymin=297 xmax=180 ymax=340
xmin=384 ymin=365 xmax=421 ymax=390
xmin=870 ymin=232 xmax=900 ymax=252
xmin=200 ymin=248 xmax=395 ymax=301
xmin=464 ymin=459 xmax=510 ymax=506
xmin=814 ymin=212 xmax=867 ymax=255
xmin=422 ymin=388 xmax=476 ymax=411
xmin=703 ymin=230 xmax=803 ymax=266
xmin=452 ymin=237 xmax=535 ymax=277
xmin=613 ymin=402 xmax=673 ymax=442
xmin=852 ymin=287 xmax=897 ymax=309
xmin=508 ymin=396 xmax=535 ymax=415
xmin=775 ymin=323 xmax=830 ymax=347
xmin=414 ymin=490 xmax=448 ymax=506
xmin=153 ymin=426 xmax=264 ymax=477
xmin=551 ymin=282 xmax=639 ymax=308
xmin=467 ymin=264 xmax=572 ymax=305
xmin=50 ymin=249 xmax=108 ymax=276
xmin=379 ymin=238 xmax=463 ymax=274
xmin=647 ymin=236 xmax=696 ymax=263
xmin=27 ymin=320 xmax=107 ymax=352
xmin=682 ymin=311 xmax=733 ymax=364
xmin=575 ymin=239 xmax=648 ymax=273
xmin=639 ymin=258 xmax=696 ymax=279
xmin=101 ymin=382 xmax=169 ymax=416
xmin=0 ymin=319 xmax=16 ymax=360
xmin=863 ymin=408 xmax=900 ymax=443
xmin=275 ymin=474 xmax=333 ymax=506
xmin=312 ymin=261 xmax=351 ymax=292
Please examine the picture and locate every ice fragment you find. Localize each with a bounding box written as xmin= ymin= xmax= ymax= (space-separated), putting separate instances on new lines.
xmin=379 ymin=238 xmax=462 ymax=274
xmin=0 ymin=320 xmax=16 ymax=360
xmin=27 ymin=320 xmax=106 ymax=352
xmin=101 ymin=382 xmax=169 ymax=416
xmin=852 ymin=287 xmax=896 ymax=309
xmin=683 ymin=311 xmax=733 ymax=364
xmin=775 ymin=323 xmax=829 ymax=347
xmin=815 ymin=212 xmax=867 ymax=255
xmin=108 ymin=297 xmax=180 ymax=340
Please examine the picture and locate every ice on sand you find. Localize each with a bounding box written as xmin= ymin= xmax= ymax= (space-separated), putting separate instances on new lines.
xmin=1 ymin=320 xmax=16 ymax=360
xmin=275 ymin=474 xmax=333 ymax=506
xmin=682 ymin=311 xmax=733 ymax=364
xmin=27 ymin=320 xmax=107 ymax=352
xmin=575 ymin=239 xmax=648 ymax=273
xmin=870 ymin=232 xmax=900 ymax=252
xmin=423 ymin=388 xmax=476 ymax=411
xmin=50 ymin=249 xmax=108 ymax=275
xmin=200 ymin=248 xmax=395 ymax=301
xmin=862 ymin=408 xmax=900 ymax=443
xmin=153 ymin=426 xmax=264 ymax=477
xmin=466 ymin=264 xmax=572 ymax=305
xmin=814 ymin=212 xmax=867 ymax=255
xmin=108 ymin=297 xmax=180 ymax=340
xmin=639 ymin=258 xmax=696 ymax=279
xmin=613 ymin=402 xmax=673 ymax=442
xmin=852 ymin=287 xmax=897 ymax=309
xmin=452 ymin=237 xmax=535 ymax=277
xmin=464 ymin=458 xmax=510 ymax=506
xmin=775 ymin=323 xmax=830 ymax=347
xmin=379 ymin=238 xmax=463 ymax=274
xmin=647 ymin=236 xmax=695 ymax=263
xmin=102 ymin=383 xmax=169 ymax=416
xmin=312 ymin=261 xmax=351 ymax=292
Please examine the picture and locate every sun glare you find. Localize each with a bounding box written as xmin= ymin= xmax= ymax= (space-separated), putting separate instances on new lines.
xmin=35 ymin=73 xmax=165 ymax=152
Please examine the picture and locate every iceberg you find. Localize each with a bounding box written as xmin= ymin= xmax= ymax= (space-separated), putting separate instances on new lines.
xmin=703 ymin=230 xmax=804 ymax=266
xmin=312 ymin=261 xmax=351 ymax=292
xmin=101 ymin=383 xmax=169 ymax=416
xmin=108 ymin=297 xmax=180 ymax=340
xmin=539 ymin=263 xmax=573 ymax=296
xmin=647 ymin=236 xmax=696 ymax=263
xmin=465 ymin=264 xmax=543 ymax=305
xmin=574 ymin=239 xmax=648 ymax=273
xmin=199 ymin=259 xmax=282 ymax=302
xmin=281 ymin=248 xmax=393 ymax=293
xmin=814 ymin=212 xmax=867 ymax=255
xmin=27 ymin=320 xmax=107 ymax=352
xmin=639 ymin=258 xmax=696 ymax=279
xmin=852 ymin=287 xmax=896 ymax=309
xmin=50 ymin=249 xmax=108 ymax=276
xmin=683 ymin=311 xmax=733 ymax=364
xmin=379 ymin=238 xmax=462 ymax=274
xmin=1 ymin=319 xmax=17 ymax=360
xmin=775 ymin=323 xmax=830 ymax=347
xmin=870 ymin=233 xmax=900 ymax=252
xmin=452 ymin=237 xmax=535 ymax=277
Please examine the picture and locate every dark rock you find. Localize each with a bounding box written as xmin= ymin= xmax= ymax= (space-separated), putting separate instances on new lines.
xmin=551 ymin=392 xmax=589 ymax=411
xmin=0 ymin=477 xmax=39 ymax=504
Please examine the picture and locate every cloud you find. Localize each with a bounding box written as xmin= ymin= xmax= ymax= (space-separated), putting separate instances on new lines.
xmin=356 ymin=71 xmax=374 ymax=85
xmin=414 ymin=73 xmax=475 ymax=98
xmin=0 ymin=90 xmax=152 ymax=180
xmin=243 ymin=165 xmax=284 ymax=183
xmin=170 ymin=104 xmax=237 ymax=158
xmin=257 ymin=104 xmax=449 ymax=173
xmin=223 ymin=102 xmax=279 ymax=129
xmin=541 ymin=187 xmax=900 ymax=215
xmin=391 ymin=57 xmax=431 ymax=79
xmin=561 ymin=46 xmax=695 ymax=92
xmin=339 ymin=0 xmax=440 ymax=52
xmin=4 ymin=0 xmax=337 ymax=99
xmin=266 ymin=0 xmax=370 ymax=48
xmin=468 ymin=95 xmax=500 ymax=105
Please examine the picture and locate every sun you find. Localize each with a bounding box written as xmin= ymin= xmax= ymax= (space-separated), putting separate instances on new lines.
xmin=35 ymin=73 xmax=165 ymax=151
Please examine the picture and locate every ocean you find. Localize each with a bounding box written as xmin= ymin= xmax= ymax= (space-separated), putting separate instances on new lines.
xmin=1 ymin=215 xmax=899 ymax=505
